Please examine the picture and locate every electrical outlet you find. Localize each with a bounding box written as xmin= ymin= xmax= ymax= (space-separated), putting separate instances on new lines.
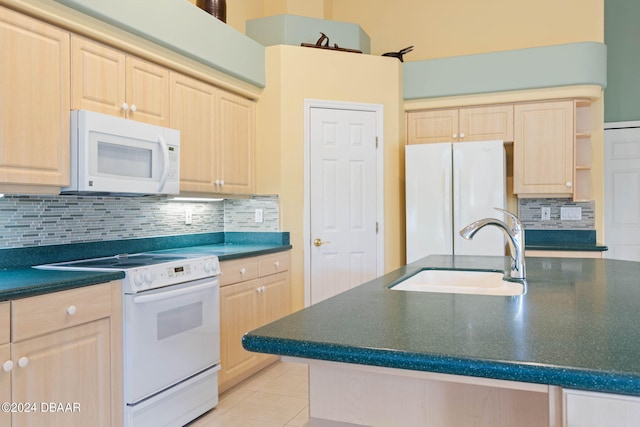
xmin=560 ymin=207 xmax=582 ymax=221
xmin=255 ymin=209 xmax=264 ymax=223
xmin=185 ymin=209 xmax=193 ymax=225
xmin=541 ymin=207 xmax=551 ymax=221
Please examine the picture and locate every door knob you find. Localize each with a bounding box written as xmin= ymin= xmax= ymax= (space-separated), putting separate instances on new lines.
xmin=313 ymin=238 xmax=331 ymax=247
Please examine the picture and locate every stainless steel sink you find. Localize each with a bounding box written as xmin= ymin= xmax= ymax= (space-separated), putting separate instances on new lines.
xmin=390 ymin=269 xmax=524 ymax=296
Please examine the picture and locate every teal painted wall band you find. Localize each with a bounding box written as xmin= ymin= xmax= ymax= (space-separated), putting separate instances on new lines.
xmin=55 ymin=0 xmax=266 ymax=88
xmin=403 ymin=42 xmax=607 ymax=100
xmin=604 ymin=0 xmax=640 ymax=122
xmin=246 ymin=14 xmax=371 ymax=54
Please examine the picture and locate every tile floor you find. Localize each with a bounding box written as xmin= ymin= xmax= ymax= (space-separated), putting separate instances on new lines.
xmin=187 ymin=360 xmax=309 ymax=427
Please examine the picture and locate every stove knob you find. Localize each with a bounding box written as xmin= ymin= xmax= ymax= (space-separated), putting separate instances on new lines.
xmin=204 ymin=262 xmax=213 ymax=273
xmin=144 ymin=272 xmax=153 ymax=284
xmin=134 ymin=273 xmax=144 ymax=287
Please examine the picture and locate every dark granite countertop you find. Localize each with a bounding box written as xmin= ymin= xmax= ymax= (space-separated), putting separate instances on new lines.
xmin=0 ymin=232 xmax=291 ymax=301
xmin=243 ymin=255 xmax=640 ymax=397
xmin=0 ymin=269 xmax=125 ymax=302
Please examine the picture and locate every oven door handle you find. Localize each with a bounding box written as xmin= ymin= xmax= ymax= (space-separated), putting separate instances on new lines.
xmin=133 ymin=281 xmax=217 ymax=304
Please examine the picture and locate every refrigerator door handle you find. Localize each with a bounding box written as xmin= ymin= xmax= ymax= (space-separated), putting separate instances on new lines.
xmin=445 ymin=147 xmax=454 ymax=253
xmin=452 ymin=147 xmax=461 ymax=251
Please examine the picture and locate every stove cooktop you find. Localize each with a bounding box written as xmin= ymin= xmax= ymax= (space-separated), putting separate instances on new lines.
xmin=50 ymin=254 xmax=189 ymax=269
xmin=36 ymin=252 xmax=221 ymax=293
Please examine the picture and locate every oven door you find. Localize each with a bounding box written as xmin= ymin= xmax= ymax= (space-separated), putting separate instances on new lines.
xmin=123 ymin=277 xmax=220 ymax=404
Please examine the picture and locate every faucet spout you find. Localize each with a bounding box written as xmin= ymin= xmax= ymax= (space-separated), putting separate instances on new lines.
xmin=459 ymin=209 xmax=526 ymax=280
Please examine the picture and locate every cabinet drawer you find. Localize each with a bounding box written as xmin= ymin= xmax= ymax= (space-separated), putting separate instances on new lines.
xmin=258 ymin=252 xmax=290 ymax=277
xmin=219 ymin=257 xmax=259 ymax=286
xmin=11 ymin=283 xmax=111 ymax=342
xmin=0 ymin=303 xmax=9 ymax=344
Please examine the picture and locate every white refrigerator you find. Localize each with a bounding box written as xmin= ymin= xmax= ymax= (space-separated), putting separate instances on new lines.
xmin=406 ymin=140 xmax=506 ymax=263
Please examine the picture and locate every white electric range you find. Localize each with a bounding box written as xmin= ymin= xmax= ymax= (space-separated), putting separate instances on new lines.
xmin=37 ymin=252 xmax=221 ymax=427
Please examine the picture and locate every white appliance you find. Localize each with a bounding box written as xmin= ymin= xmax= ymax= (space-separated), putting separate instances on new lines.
xmin=406 ymin=141 xmax=506 ymax=263
xmin=62 ymin=110 xmax=180 ymax=195
xmin=37 ymin=253 xmax=221 ymax=427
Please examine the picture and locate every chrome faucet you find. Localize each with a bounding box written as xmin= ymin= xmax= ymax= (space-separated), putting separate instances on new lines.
xmin=459 ymin=208 xmax=526 ymax=280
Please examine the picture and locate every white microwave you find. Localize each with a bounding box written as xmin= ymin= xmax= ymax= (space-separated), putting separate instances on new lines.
xmin=62 ymin=110 xmax=180 ymax=196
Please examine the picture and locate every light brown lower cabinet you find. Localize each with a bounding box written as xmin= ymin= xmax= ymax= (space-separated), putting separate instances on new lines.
xmin=0 ymin=281 xmax=122 ymax=427
xmin=301 ymin=359 xmax=640 ymax=427
xmin=563 ymin=389 xmax=640 ymax=427
xmin=219 ymin=252 xmax=291 ymax=392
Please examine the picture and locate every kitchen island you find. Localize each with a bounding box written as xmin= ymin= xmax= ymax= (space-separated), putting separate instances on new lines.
xmin=242 ymin=255 xmax=640 ymax=426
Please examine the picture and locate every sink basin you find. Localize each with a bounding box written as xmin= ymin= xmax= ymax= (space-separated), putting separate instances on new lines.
xmin=390 ymin=269 xmax=524 ymax=296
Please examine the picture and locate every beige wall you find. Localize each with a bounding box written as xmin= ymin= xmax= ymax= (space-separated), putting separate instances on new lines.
xmin=256 ymin=46 xmax=402 ymax=311
xmin=328 ymin=0 xmax=604 ymax=59
xmin=211 ymin=0 xmax=603 ymax=61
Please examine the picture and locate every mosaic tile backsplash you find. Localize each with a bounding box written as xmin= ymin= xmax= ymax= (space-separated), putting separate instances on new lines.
xmin=0 ymin=194 xmax=279 ymax=248
xmin=518 ymin=198 xmax=595 ymax=230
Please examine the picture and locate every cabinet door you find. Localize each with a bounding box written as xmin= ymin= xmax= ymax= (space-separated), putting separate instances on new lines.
xmin=564 ymin=389 xmax=640 ymax=427
xmin=126 ymin=56 xmax=170 ymax=126
xmin=170 ymin=73 xmax=218 ymax=193
xmin=514 ymin=101 xmax=574 ymax=196
xmin=217 ymin=91 xmax=255 ymax=194
xmin=459 ymin=105 xmax=514 ymax=143
xmin=71 ymin=36 xmax=126 ymax=117
xmin=11 ymin=319 xmax=111 ymax=427
xmin=259 ymin=272 xmax=291 ymax=326
xmin=407 ymin=109 xmax=458 ymax=144
xmin=219 ymin=279 xmax=262 ymax=388
xmin=0 ymin=343 xmax=10 ymax=427
xmin=0 ymin=7 xmax=70 ymax=187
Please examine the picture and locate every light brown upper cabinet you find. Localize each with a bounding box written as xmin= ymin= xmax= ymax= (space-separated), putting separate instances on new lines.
xmin=216 ymin=90 xmax=255 ymax=194
xmin=0 ymin=7 xmax=70 ymax=190
xmin=170 ymin=73 xmax=255 ymax=195
xmin=407 ymin=105 xmax=514 ymax=144
xmin=170 ymin=72 xmax=218 ymax=193
xmin=71 ymin=36 xmax=170 ymax=126
xmin=513 ymin=100 xmax=591 ymax=200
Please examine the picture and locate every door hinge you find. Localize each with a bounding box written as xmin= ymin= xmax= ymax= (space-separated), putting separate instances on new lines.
xmin=376 ymin=222 xmax=379 ymax=233
xmin=375 ymin=136 xmax=379 ymax=148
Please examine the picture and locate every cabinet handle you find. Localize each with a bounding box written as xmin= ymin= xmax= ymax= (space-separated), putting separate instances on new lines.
xmin=256 ymin=286 xmax=265 ymax=293
xmin=66 ymin=305 xmax=77 ymax=316
xmin=240 ymin=268 xmax=246 ymax=275
xmin=2 ymin=360 xmax=13 ymax=372
xmin=130 ymin=104 xmax=137 ymax=112
xmin=566 ymin=181 xmax=573 ymax=188
xmin=122 ymin=102 xmax=129 ymax=111
xmin=460 ymin=132 xmax=465 ymax=139
xmin=220 ymin=180 xmax=224 ymax=186
xmin=274 ymin=261 xmax=280 ymax=268
xmin=452 ymin=133 xmax=458 ymax=139
xmin=17 ymin=357 xmax=29 ymax=368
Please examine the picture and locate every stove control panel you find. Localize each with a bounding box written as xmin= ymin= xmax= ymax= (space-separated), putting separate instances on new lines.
xmin=127 ymin=256 xmax=221 ymax=293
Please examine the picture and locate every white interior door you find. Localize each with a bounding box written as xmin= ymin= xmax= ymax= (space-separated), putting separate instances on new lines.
xmin=604 ymin=124 xmax=640 ymax=261
xmin=308 ymin=106 xmax=379 ymax=305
